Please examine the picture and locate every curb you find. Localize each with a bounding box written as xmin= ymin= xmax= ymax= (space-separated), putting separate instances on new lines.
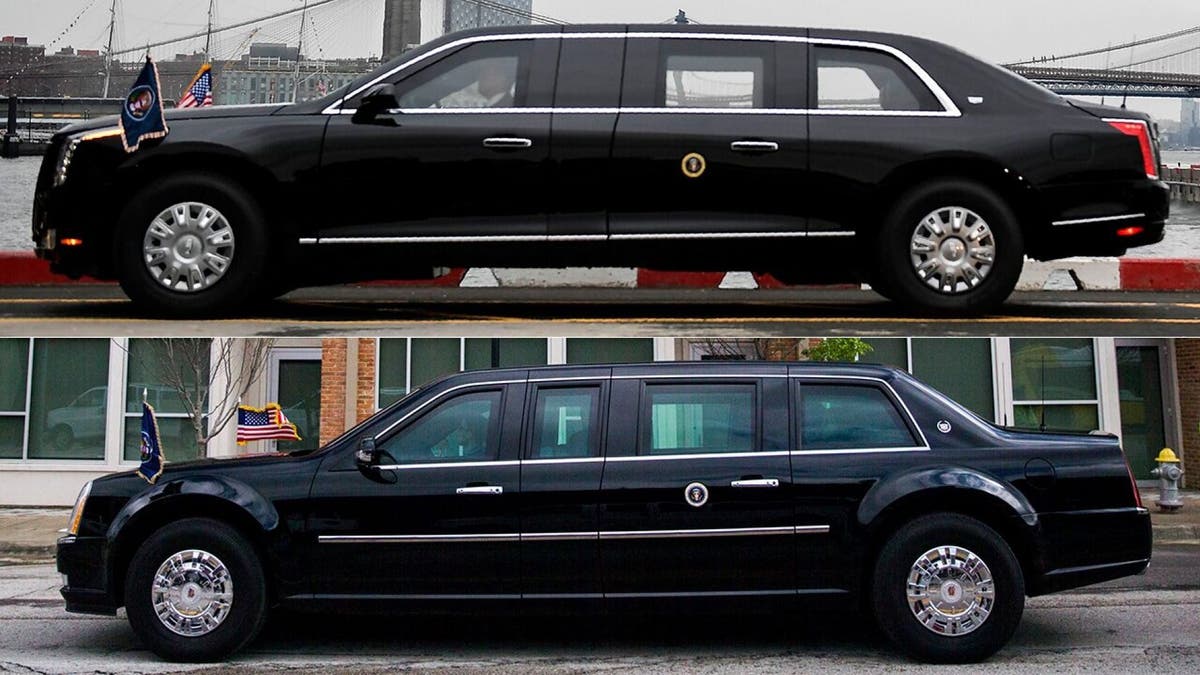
xmin=3 ymin=250 xmax=1200 ymax=291
xmin=1154 ymin=523 xmax=1200 ymax=545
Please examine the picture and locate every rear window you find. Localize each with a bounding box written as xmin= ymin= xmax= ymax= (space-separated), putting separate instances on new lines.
xmin=815 ymin=45 xmax=941 ymax=112
xmin=798 ymin=383 xmax=918 ymax=450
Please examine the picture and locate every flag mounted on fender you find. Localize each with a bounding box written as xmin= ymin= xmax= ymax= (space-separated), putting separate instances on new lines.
xmin=237 ymin=403 xmax=302 ymax=445
xmin=120 ymin=56 xmax=169 ymax=153
xmin=136 ymin=401 xmax=165 ymax=484
xmin=178 ymin=63 xmax=214 ymax=108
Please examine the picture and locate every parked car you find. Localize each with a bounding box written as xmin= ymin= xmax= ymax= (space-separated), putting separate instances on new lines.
xmin=34 ymin=25 xmax=1168 ymax=315
xmin=57 ymin=361 xmax=1150 ymax=663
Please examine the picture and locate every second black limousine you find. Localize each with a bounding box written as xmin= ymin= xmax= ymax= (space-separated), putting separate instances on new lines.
xmin=58 ymin=362 xmax=1151 ymax=663
xmin=35 ymin=24 xmax=1168 ymax=314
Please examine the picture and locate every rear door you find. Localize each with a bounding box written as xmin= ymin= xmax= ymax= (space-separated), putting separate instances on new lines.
xmin=608 ymin=33 xmax=809 ymax=238
xmin=598 ymin=367 xmax=795 ymax=597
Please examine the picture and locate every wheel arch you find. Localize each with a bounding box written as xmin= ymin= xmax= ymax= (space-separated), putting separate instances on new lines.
xmin=857 ymin=467 xmax=1040 ymax=594
xmin=870 ymin=154 xmax=1046 ymax=242
xmin=106 ymin=476 xmax=281 ymax=607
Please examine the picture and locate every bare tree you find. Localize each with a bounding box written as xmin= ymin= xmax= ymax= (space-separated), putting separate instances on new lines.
xmin=122 ymin=338 xmax=276 ymax=454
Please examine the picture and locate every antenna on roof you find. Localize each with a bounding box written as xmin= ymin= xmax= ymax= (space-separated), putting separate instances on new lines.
xmin=675 ymin=10 xmax=689 ymax=24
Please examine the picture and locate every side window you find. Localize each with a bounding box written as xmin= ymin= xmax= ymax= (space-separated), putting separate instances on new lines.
xmin=530 ymin=387 xmax=600 ymax=459
xmin=814 ymin=45 xmax=941 ymax=112
xmin=393 ymin=40 xmax=533 ymax=109
xmin=657 ymin=40 xmax=774 ymax=109
xmin=379 ymin=390 xmax=503 ymax=463
xmin=798 ymin=384 xmax=918 ymax=450
xmin=642 ymin=384 xmax=756 ymax=455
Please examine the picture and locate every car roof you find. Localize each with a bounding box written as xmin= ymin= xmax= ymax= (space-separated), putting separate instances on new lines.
xmin=439 ymin=360 xmax=908 ymax=383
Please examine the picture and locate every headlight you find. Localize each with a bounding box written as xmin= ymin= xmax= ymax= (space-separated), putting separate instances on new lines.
xmin=67 ymin=480 xmax=92 ymax=536
xmin=54 ymin=128 xmax=121 ymax=188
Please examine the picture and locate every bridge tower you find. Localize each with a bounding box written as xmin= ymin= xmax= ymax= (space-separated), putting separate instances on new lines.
xmin=383 ymin=0 xmax=423 ymax=61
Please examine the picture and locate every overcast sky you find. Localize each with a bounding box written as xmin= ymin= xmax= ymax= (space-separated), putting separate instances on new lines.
xmin=5 ymin=0 xmax=1198 ymax=119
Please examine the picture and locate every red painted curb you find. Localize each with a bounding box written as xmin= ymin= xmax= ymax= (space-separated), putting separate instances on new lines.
xmin=0 ymin=251 xmax=108 ymax=285
xmin=1119 ymin=258 xmax=1200 ymax=291
xmin=637 ymin=269 xmax=727 ymax=288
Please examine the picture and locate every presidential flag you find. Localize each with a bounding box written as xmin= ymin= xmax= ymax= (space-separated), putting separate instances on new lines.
xmin=136 ymin=401 xmax=165 ymax=484
xmin=178 ymin=63 xmax=214 ymax=108
xmin=119 ymin=56 xmax=169 ymax=153
xmin=237 ymin=403 xmax=301 ymax=445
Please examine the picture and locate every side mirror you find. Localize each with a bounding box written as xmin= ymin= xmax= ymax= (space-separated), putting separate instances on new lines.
xmin=355 ymin=437 xmax=379 ymax=467
xmin=352 ymin=84 xmax=400 ymax=124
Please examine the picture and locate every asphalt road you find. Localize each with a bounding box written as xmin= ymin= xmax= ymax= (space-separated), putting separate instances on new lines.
xmin=1 ymin=546 xmax=1197 ymax=674
xmin=1 ymin=286 xmax=1199 ymax=337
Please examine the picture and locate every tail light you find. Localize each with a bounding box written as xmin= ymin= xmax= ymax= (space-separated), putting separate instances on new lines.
xmin=1105 ymin=119 xmax=1159 ymax=180
xmin=1121 ymin=450 xmax=1144 ymax=509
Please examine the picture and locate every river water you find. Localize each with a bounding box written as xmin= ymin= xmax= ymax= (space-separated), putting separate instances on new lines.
xmin=2 ymin=152 xmax=1199 ymax=255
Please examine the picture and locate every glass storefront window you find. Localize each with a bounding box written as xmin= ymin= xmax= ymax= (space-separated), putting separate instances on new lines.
xmin=566 ymin=339 xmax=654 ymax=364
xmin=1010 ymin=338 xmax=1099 ymax=433
xmin=275 ymin=359 xmax=322 ymax=453
xmin=123 ymin=340 xmax=210 ymax=461
xmin=912 ymin=339 xmax=995 ymax=419
xmin=410 ymin=339 xmax=461 ymax=391
xmin=27 ymin=339 xmax=109 ymax=460
xmin=859 ymin=338 xmax=907 ymax=368
xmin=0 ymin=339 xmax=29 ymax=459
xmin=464 ymin=338 xmax=547 ymax=370
xmin=377 ymin=339 xmax=409 ymax=408
xmin=379 ymin=339 xmax=551 ymax=408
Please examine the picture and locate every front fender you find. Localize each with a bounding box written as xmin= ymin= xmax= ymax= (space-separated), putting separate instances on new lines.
xmin=107 ymin=473 xmax=280 ymax=546
xmin=857 ymin=465 xmax=1038 ymax=528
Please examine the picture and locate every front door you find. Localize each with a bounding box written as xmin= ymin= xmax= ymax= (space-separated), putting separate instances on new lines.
xmin=1115 ymin=340 xmax=1178 ymax=479
xmin=609 ymin=37 xmax=809 ymax=238
xmin=267 ymin=348 xmax=322 ymax=453
xmin=306 ymin=382 xmax=523 ymax=598
xmin=599 ymin=372 xmax=795 ymax=597
xmin=317 ymin=38 xmax=557 ymax=241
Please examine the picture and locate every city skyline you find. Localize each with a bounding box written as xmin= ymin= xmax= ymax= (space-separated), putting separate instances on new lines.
xmin=4 ymin=0 xmax=1199 ymax=120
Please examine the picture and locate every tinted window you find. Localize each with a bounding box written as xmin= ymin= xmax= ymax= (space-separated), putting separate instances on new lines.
xmin=379 ymin=390 xmax=503 ymax=463
xmin=657 ymin=40 xmax=773 ymax=109
xmin=642 ymin=384 xmax=756 ymax=454
xmin=799 ymin=384 xmax=917 ymax=450
xmin=530 ymin=387 xmax=600 ymax=459
xmin=555 ymin=38 xmax=624 ymax=108
xmin=814 ymin=46 xmax=940 ymax=112
xmin=394 ymin=40 xmax=533 ymax=109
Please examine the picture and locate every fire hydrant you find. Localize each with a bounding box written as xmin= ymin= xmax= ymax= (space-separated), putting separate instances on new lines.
xmin=1150 ymin=448 xmax=1184 ymax=512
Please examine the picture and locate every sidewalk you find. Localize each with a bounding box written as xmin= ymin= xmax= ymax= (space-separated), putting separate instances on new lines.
xmin=2 ymin=491 xmax=1196 ymax=565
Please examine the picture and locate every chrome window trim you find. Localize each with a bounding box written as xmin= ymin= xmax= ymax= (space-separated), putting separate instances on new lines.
xmin=298 ymin=231 xmax=854 ymax=245
xmin=606 ymin=450 xmax=791 ymax=463
xmin=317 ymin=524 xmax=830 ymax=544
xmin=1051 ymin=213 xmax=1146 ymax=227
xmin=323 ymin=31 xmax=960 ymax=118
xmin=375 ymin=459 xmax=520 ymax=470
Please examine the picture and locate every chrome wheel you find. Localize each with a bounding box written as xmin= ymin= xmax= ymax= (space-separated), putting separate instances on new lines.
xmin=151 ymin=549 xmax=234 ymax=637
xmin=909 ymin=206 xmax=996 ymax=295
xmin=143 ymin=202 xmax=235 ymax=293
xmin=907 ymin=545 xmax=995 ymax=637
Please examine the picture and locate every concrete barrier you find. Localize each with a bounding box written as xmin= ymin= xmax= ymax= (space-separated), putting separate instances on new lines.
xmin=1163 ymin=165 xmax=1200 ymax=204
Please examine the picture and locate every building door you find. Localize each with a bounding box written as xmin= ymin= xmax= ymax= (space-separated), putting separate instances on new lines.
xmin=267 ymin=348 xmax=322 ymax=452
xmin=1115 ymin=340 xmax=1179 ymax=480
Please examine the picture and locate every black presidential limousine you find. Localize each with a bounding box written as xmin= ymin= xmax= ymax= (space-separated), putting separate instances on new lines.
xmin=34 ymin=24 xmax=1168 ymax=315
xmin=58 ymin=362 xmax=1150 ymax=663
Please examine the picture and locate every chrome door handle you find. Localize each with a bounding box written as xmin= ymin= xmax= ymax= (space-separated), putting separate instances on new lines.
xmin=482 ymin=137 xmax=533 ymax=149
xmin=456 ymin=485 xmax=503 ymax=495
xmin=730 ymin=141 xmax=779 ymax=153
xmin=730 ymin=478 xmax=780 ymax=488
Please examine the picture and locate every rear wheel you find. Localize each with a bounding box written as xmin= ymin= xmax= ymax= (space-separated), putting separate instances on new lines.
xmin=874 ymin=180 xmax=1024 ymax=314
xmin=124 ymin=518 xmax=267 ymax=662
xmin=872 ymin=513 xmax=1024 ymax=663
xmin=116 ymin=173 xmax=270 ymax=316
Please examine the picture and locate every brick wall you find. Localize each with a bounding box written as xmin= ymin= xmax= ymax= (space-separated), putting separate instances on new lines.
xmin=319 ymin=339 xmax=347 ymax=447
xmin=356 ymin=339 xmax=378 ymax=425
xmin=1177 ymin=339 xmax=1200 ymax=488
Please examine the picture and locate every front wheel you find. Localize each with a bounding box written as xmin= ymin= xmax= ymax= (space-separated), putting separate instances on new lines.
xmin=873 ymin=180 xmax=1024 ymax=314
xmin=124 ymin=518 xmax=267 ymax=662
xmin=115 ymin=173 xmax=270 ymax=316
xmin=872 ymin=513 xmax=1025 ymax=663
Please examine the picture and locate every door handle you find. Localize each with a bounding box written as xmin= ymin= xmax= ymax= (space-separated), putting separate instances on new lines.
xmin=730 ymin=478 xmax=780 ymax=488
xmin=456 ymin=485 xmax=503 ymax=495
xmin=730 ymin=140 xmax=779 ymax=153
xmin=482 ymin=137 xmax=533 ymax=149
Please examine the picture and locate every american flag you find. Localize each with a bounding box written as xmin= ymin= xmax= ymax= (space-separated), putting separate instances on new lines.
xmin=178 ymin=64 xmax=213 ymax=108
xmin=237 ymin=403 xmax=301 ymax=444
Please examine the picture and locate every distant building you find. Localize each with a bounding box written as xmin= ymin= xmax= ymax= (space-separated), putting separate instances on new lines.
xmin=387 ymin=0 xmax=536 ymax=57
xmin=1183 ymin=99 xmax=1200 ymax=147
xmin=216 ymin=43 xmax=379 ymax=105
xmin=443 ymin=0 xmax=533 ymax=32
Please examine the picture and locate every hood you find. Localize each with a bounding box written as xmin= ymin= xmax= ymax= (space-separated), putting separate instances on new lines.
xmin=1067 ymin=99 xmax=1153 ymax=123
xmin=56 ymin=103 xmax=289 ymax=138
xmin=95 ymin=450 xmax=306 ymax=486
